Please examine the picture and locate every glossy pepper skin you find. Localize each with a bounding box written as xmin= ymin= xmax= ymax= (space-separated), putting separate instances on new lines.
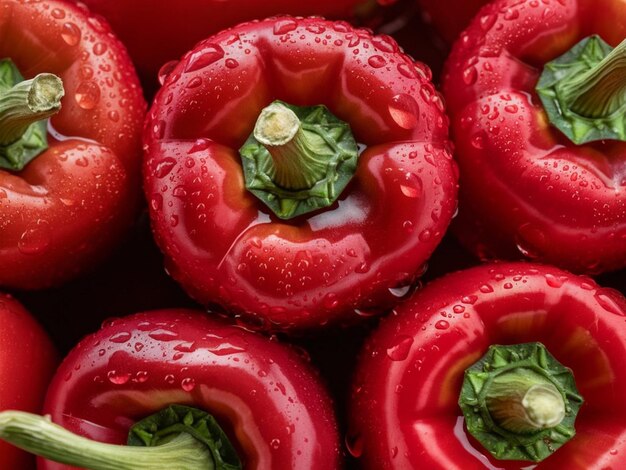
xmin=0 ymin=0 xmax=146 ymax=289
xmin=443 ymin=0 xmax=626 ymax=274
xmin=79 ymin=0 xmax=395 ymax=95
xmin=0 ymin=294 xmax=56 ymax=470
xmin=40 ymin=309 xmax=341 ymax=470
xmin=349 ymin=262 xmax=626 ymax=469
xmin=416 ymin=0 xmax=488 ymax=43
xmin=144 ymin=17 xmax=458 ymax=331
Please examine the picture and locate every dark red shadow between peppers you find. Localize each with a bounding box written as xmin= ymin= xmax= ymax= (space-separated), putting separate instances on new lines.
xmin=78 ymin=0 xmax=403 ymax=95
xmin=0 ymin=294 xmax=56 ymax=470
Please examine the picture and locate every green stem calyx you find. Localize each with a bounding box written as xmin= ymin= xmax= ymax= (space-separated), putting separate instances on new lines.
xmin=0 ymin=405 xmax=241 ymax=470
xmin=239 ymin=100 xmax=359 ymax=219
xmin=0 ymin=59 xmax=64 ymax=171
xmin=536 ymin=36 xmax=626 ymax=144
xmin=459 ymin=343 xmax=583 ymax=462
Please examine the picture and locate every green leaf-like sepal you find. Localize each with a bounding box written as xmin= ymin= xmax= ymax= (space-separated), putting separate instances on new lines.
xmin=129 ymin=405 xmax=241 ymax=470
xmin=0 ymin=59 xmax=55 ymax=171
xmin=239 ymin=100 xmax=359 ymax=219
xmin=536 ymin=36 xmax=626 ymax=144
xmin=459 ymin=343 xmax=583 ymax=462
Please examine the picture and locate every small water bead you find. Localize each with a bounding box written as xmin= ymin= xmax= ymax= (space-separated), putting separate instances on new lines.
xmin=434 ymin=320 xmax=449 ymax=330
xmin=185 ymin=45 xmax=225 ymax=72
xmin=458 ymin=297 xmax=477 ymax=308
xmin=418 ymin=229 xmax=432 ymax=242
xmin=306 ymin=24 xmax=325 ymax=34
xmin=154 ymin=158 xmax=176 ymax=178
xmin=368 ymin=55 xmax=386 ymax=68
xmin=386 ymin=335 xmax=413 ymax=361
xmin=595 ymin=291 xmax=626 ymax=316
xmin=471 ymin=131 xmax=486 ymax=149
xmin=148 ymin=329 xmax=179 ymax=341
xmin=225 ymin=58 xmax=239 ymax=69
xmin=158 ymin=60 xmax=179 ymax=86
xmin=181 ymin=377 xmax=196 ymax=392
xmin=151 ymin=193 xmax=163 ymax=211
xmin=503 ymin=8 xmax=520 ymax=20
xmin=323 ymin=293 xmax=339 ymax=309
xmin=372 ymin=35 xmax=397 ymax=53
xmin=75 ymin=156 xmax=89 ymax=167
xmin=109 ymin=332 xmax=131 ymax=343
xmin=135 ymin=371 xmax=149 ymax=383
xmin=333 ymin=21 xmax=351 ymax=33
xmin=273 ymin=19 xmax=298 ymax=35
xmin=479 ymin=14 xmax=497 ymax=31
xmin=61 ymin=22 xmax=81 ymax=46
xmin=107 ymin=370 xmax=131 ymax=385
xmin=93 ymin=42 xmax=107 ymax=56
xmin=400 ymin=172 xmax=422 ymax=198
xmin=347 ymin=34 xmax=360 ymax=48
xmin=51 ymin=8 xmax=65 ymax=19
xmin=354 ymin=262 xmax=370 ymax=274
xmin=18 ymin=224 xmax=51 ymax=255
xmin=87 ymin=16 xmax=107 ymax=33
xmin=74 ymin=81 xmax=101 ymax=110
xmin=463 ymin=66 xmax=478 ymax=85
xmin=388 ymin=94 xmax=419 ymax=130
xmin=345 ymin=433 xmax=363 ymax=458
xmin=544 ymin=273 xmax=567 ymax=288
xmin=186 ymin=76 xmax=203 ymax=88
xmin=107 ymin=110 xmax=119 ymax=122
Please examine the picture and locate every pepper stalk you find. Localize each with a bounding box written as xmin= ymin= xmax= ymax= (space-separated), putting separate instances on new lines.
xmin=0 ymin=405 xmax=241 ymax=470
xmin=0 ymin=59 xmax=64 ymax=171
xmin=239 ymin=100 xmax=359 ymax=219
xmin=537 ymin=36 xmax=626 ymax=144
xmin=459 ymin=342 xmax=583 ymax=462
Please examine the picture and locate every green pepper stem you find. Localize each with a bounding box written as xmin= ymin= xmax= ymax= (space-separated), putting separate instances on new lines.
xmin=486 ymin=375 xmax=565 ymax=433
xmin=536 ymin=36 xmax=626 ymax=144
xmin=459 ymin=343 xmax=583 ymax=462
xmin=0 ymin=411 xmax=214 ymax=470
xmin=560 ymin=38 xmax=626 ymax=119
xmin=0 ymin=73 xmax=64 ymax=146
xmin=239 ymin=100 xmax=359 ymax=219
xmin=253 ymin=101 xmax=329 ymax=190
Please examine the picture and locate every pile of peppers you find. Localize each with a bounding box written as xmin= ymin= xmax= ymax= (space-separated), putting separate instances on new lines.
xmin=0 ymin=0 xmax=623 ymax=469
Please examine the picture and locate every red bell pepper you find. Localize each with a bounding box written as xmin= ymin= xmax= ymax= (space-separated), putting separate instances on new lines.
xmin=0 ymin=0 xmax=146 ymax=289
xmin=443 ymin=0 xmax=626 ymax=274
xmin=0 ymin=309 xmax=341 ymax=469
xmin=143 ymin=16 xmax=458 ymax=331
xmin=416 ymin=0 xmax=488 ymax=43
xmin=0 ymin=294 xmax=56 ymax=470
xmin=79 ymin=0 xmax=399 ymax=95
xmin=349 ymin=262 xmax=626 ymax=468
